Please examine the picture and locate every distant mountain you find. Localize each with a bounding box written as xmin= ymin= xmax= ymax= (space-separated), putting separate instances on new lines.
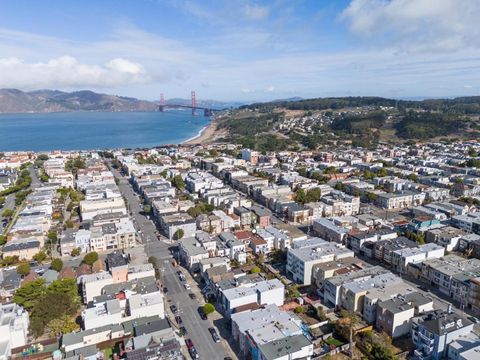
xmin=0 ymin=89 xmax=246 ymax=113
xmin=0 ymin=89 xmax=160 ymax=113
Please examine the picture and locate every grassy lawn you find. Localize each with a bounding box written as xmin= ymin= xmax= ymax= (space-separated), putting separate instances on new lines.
xmin=325 ymin=337 xmax=344 ymax=347
xmin=103 ymin=347 xmax=113 ymax=360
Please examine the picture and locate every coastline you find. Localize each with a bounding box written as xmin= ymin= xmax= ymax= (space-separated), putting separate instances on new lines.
xmin=182 ymin=117 xmax=224 ymax=145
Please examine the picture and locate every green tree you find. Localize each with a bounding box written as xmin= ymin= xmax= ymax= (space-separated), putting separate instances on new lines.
xmin=294 ymin=306 xmax=305 ymax=314
xmin=0 ymin=234 xmax=6 ymax=246
xmin=17 ymin=263 xmax=31 ymax=276
xmin=377 ymin=168 xmax=388 ymax=177
xmin=30 ymin=291 xmax=79 ymax=338
xmin=47 ymin=231 xmax=58 ymax=245
xmin=203 ymin=303 xmax=215 ymax=316
xmin=305 ymin=188 xmax=321 ymax=203
xmin=173 ymin=229 xmax=184 ymax=240
xmin=82 ymin=252 xmax=99 ymax=266
xmin=171 ymin=175 xmax=185 ymax=191
xmin=46 ymin=314 xmax=79 ymax=337
xmin=51 ymin=258 xmax=64 ymax=272
xmin=366 ymin=192 xmax=378 ymax=203
xmin=33 ymin=251 xmax=47 ymax=263
xmin=13 ymin=279 xmax=47 ymax=311
xmin=2 ymin=256 xmax=19 ymax=266
xmin=71 ymin=247 xmax=81 ymax=257
xmin=338 ymin=310 xmax=359 ymax=359
xmin=363 ymin=170 xmax=375 ymax=180
xmin=1 ymin=208 xmax=14 ymax=218
xmin=324 ymin=166 xmax=337 ymax=175
xmin=250 ymin=266 xmax=261 ymax=274
xmin=295 ymin=188 xmax=307 ymax=204
xmin=287 ymin=284 xmax=300 ymax=299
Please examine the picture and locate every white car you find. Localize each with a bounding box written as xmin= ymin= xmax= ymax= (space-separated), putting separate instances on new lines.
xmin=184 ymin=283 xmax=191 ymax=290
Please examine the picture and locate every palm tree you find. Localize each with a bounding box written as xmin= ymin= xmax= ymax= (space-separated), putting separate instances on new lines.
xmin=339 ymin=310 xmax=359 ymax=359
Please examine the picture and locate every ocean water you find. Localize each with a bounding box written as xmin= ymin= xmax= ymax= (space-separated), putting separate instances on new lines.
xmin=0 ymin=110 xmax=210 ymax=151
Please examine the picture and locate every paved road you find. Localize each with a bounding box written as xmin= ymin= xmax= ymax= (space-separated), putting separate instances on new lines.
xmin=108 ymin=161 xmax=231 ymax=360
xmin=0 ymin=193 xmax=15 ymax=233
xmin=29 ymin=166 xmax=41 ymax=188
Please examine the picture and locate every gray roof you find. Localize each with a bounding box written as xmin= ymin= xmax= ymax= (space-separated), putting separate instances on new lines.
xmin=134 ymin=318 xmax=170 ymax=336
xmin=259 ymin=334 xmax=311 ymax=360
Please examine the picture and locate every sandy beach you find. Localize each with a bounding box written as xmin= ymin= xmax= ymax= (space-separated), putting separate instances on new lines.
xmin=182 ymin=117 xmax=225 ymax=145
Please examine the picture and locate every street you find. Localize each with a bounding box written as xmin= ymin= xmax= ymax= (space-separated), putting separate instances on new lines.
xmin=108 ymin=162 xmax=234 ymax=360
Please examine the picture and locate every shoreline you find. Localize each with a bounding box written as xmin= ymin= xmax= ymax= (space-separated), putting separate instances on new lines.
xmin=182 ymin=117 xmax=223 ymax=145
xmin=182 ymin=125 xmax=208 ymax=143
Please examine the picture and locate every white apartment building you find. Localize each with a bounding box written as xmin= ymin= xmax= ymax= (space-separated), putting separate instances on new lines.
xmin=286 ymin=238 xmax=354 ymax=285
xmin=0 ymin=303 xmax=29 ymax=360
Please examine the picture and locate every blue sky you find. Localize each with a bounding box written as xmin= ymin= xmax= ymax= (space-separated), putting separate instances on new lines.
xmin=0 ymin=0 xmax=479 ymax=101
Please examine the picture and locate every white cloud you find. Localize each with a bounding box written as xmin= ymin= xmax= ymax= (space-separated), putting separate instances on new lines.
xmin=244 ymin=4 xmax=270 ymax=20
xmin=0 ymin=55 xmax=150 ymax=89
xmin=241 ymin=88 xmax=255 ymax=94
xmin=340 ymin=0 xmax=480 ymax=52
xmin=266 ymin=86 xmax=275 ymax=92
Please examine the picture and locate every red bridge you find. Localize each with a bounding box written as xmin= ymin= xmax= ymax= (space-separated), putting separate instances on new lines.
xmin=158 ymin=91 xmax=217 ymax=116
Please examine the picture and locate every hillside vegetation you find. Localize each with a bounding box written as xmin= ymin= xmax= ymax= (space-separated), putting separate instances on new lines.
xmin=218 ymin=96 xmax=480 ymax=151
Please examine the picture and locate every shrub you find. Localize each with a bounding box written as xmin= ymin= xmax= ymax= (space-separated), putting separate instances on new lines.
xmin=294 ymin=306 xmax=305 ymax=314
xmin=250 ymin=266 xmax=261 ymax=274
xmin=82 ymin=252 xmax=98 ymax=266
xmin=17 ymin=263 xmax=31 ymax=276
xmin=51 ymin=258 xmax=63 ymax=272
xmin=203 ymin=303 xmax=215 ymax=315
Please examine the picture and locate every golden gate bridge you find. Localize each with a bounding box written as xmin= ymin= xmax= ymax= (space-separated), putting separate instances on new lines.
xmin=158 ymin=91 xmax=217 ymax=116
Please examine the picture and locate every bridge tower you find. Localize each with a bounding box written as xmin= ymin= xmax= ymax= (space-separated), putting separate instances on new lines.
xmin=159 ymin=93 xmax=165 ymax=111
xmin=191 ymin=90 xmax=196 ymax=115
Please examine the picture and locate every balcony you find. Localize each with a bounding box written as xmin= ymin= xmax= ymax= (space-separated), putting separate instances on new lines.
xmin=418 ymin=332 xmax=434 ymax=345
xmin=414 ymin=349 xmax=433 ymax=360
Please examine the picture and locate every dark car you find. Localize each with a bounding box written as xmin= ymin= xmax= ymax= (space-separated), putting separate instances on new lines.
xmin=176 ymin=270 xmax=182 ymax=275
xmin=185 ymin=339 xmax=199 ymax=359
xmin=198 ymin=307 xmax=207 ymax=320
xmin=208 ymin=327 xmax=221 ymax=343
xmin=163 ymin=287 xmax=168 ymax=293
xmin=175 ymin=315 xmax=183 ymax=325
xmin=189 ymin=293 xmax=196 ymax=300
xmin=170 ymin=304 xmax=177 ymax=313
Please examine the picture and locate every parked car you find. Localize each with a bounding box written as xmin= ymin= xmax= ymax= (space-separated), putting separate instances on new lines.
xmin=198 ymin=307 xmax=207 ymax=320
xmin=208 ymin=327 xmax=221 ymax=343
xmin=185 ymin=339 xmax=199 ymax=359
xmin=170 ymin=304 xmax=177 ymax=313
xmin=184 ymin=283 xmax=191 ymax=290
xmin=175 ymin=315 xmax=183 ymax=325
xmin=189 ymin=293 xmax=196 ymax=299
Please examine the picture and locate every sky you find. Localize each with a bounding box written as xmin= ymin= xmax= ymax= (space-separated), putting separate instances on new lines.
xmin=0 ymin=0 xmax=479 ymax=102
